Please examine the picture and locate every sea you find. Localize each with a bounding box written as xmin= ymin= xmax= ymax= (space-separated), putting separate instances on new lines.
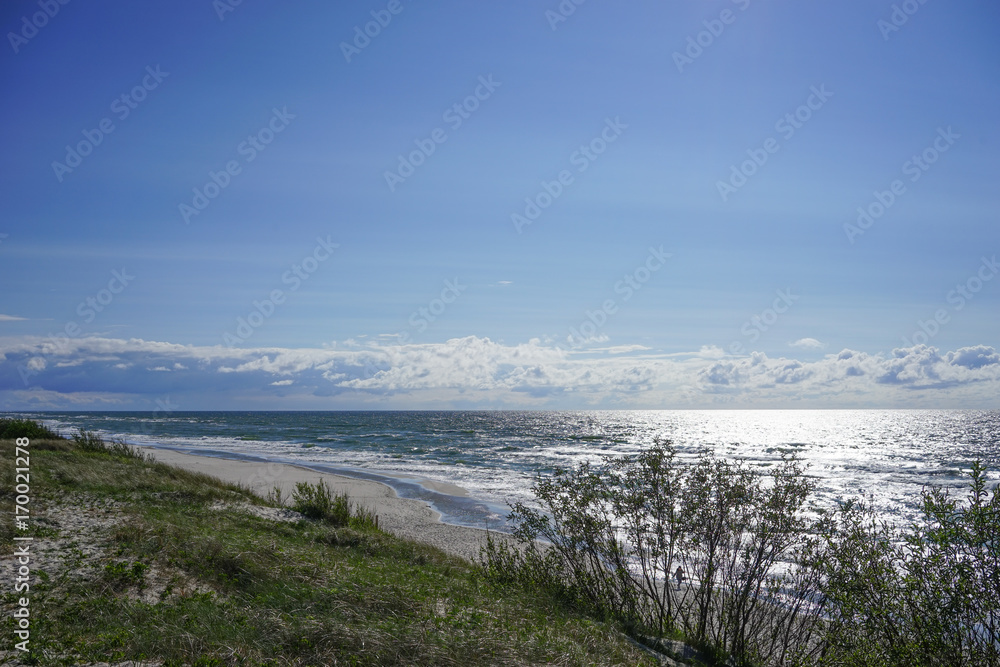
xmin=12 ymin=410 xmax=1000 ymax=530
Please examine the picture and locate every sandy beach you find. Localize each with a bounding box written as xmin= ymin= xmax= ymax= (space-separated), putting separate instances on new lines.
xmin=144 ymin=447 xmax=497 ymax=563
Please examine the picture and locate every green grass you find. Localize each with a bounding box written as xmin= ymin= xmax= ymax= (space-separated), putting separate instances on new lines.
xmin=290 ymin=479 xmax=377 ymax=530
xmin=0 ymin=423 xmax=657 ymax=666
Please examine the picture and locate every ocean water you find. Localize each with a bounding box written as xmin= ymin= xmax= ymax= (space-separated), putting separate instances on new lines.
xmin=14 ymin=410 xmax=1000 ymax=529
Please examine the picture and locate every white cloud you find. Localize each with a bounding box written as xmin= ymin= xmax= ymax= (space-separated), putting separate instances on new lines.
xmin=945 ymin=345 xmax=1000 ymax=369
xmin=790 ymin=337 xmax=825 ymax=349
xmin=0 ymin=335 xmax=998 ymax=409
xmin=564 ymin=333 xmax=609 ymax=348
xmin=597 ymin=345 xmax=652 ymax=355
xmin=697 ymin=345 xmax=727 ymax=359
xmin=0 ymin=314 xmax=28 ymax=321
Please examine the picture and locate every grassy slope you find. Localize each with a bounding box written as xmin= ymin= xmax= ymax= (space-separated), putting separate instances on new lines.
xmin=1 ymin=435 xmax=656 ymax=666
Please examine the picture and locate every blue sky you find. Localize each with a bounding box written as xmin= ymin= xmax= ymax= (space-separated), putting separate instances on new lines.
xmin=1 ymin=0 xmax=998 ymax=410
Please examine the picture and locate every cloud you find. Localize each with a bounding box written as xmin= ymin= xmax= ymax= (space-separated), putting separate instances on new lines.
xmin=0 ymin=314 xmax=28 ymax=321
xmin=3 ymin=387 xmax=137 ymax=409
xmin=790 ymin=337 xmax=825 ymax=349
xmin=0 ymin=335 xmax=998 ymax=410
xmin=697 ymin=345 xmax=726 ymax=359
xmin=946 ymin=345 xmax=1000 ymax=369
xmin=563 ymin=333 xmax=610 ymax=348
xmin=591 ymin=345 xmax=652 ymax=355
xmin=696 ymin=345 xmax=1000 ymax=401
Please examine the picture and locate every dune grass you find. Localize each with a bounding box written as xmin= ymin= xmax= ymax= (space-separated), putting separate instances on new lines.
xmin=0 ymin=420 xmax=656 ymax=666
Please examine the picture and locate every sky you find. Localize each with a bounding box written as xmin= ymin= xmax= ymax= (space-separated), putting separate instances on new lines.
xmin=1 ymin=0 xmax=998 ymax=411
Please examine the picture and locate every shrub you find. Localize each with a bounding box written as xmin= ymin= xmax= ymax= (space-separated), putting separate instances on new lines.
xmin=291 ymin=480 xmax=377 ymax=529
xmin=0 ymin=417 xmax=61 ymax=440
xmin=816 ymin=461 xmax=1000 ymax=667
xmin=71 ymin=429 xmax=148 ymax=460
xmin=482 ymin=441 xmax=825 ymax=666
xmin=485 ymin=440 xmax=1000 ymax=667
xmin=73 ymin=429 xmax=109 ymax=452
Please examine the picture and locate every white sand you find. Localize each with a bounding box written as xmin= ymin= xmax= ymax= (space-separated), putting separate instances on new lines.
xmin=144 ymin=448 xmax=499 ymax=563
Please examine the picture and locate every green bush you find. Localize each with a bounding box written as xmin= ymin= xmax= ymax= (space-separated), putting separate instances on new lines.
xmin=816 ymin=461 xmax=1000 ymax=667
xmin=73 ymin=428 xmax=109 ymax=452
xmin=482 ymin=441 xmax=825 ymax=666
xmin=484 ymin=442 xmax=1000 ymax=667
xmin=291 ymin=480 xmax=377 ymax=529
xmin=72 ymin=428 xmax=148 ymax=460
xmin=0 ymin=417 xmax=61 ymax=440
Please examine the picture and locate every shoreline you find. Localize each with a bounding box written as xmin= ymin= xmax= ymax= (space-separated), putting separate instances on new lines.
xmin=143 ymin=447 xmax=501 ymax=563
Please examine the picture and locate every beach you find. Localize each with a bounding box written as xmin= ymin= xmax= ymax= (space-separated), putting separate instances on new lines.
xmin=0 ymin=420 xmax=661 ymax=664
xmin=35 ymin=409 xmax=1000 ymax=534
xmin=145 ymin=447 xmax=495 ymax=563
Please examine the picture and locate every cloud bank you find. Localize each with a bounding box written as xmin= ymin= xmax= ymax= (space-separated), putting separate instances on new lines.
xmin=1 ymin=335 xmax=998 ymax=410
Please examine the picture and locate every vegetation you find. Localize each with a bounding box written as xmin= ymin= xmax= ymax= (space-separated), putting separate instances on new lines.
xmin=481 ymin=442 xmax=824 ymax=666
xmin=5 ymin=417 xmax=996 ymax=666
xmin=71 ymin=428 xmax=150 ymax=460
xmin=0 ymin=418 xmax=60 ymax=441
xmin=482 ymin=440 xmax=1000 ymax=667
xmin=816 ymin=461 xmax=1000 ymax=667
xmin=290 ymin=479 xmax=378 ymax=530
xmin=0 ymin=419 xmax=656 ymax=665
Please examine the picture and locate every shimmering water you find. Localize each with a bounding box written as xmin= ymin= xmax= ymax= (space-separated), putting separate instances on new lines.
xmin=14 ymin=410 xmax=999 ymax=529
